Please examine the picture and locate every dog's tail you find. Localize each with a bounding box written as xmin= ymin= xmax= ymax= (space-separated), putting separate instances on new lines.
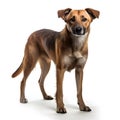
xmin=11 ymin=61 xmax=23 ymax=78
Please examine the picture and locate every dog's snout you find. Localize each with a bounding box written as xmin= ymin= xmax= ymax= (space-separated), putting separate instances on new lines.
xmin=72 ymin=26 xmax=85 ymax=35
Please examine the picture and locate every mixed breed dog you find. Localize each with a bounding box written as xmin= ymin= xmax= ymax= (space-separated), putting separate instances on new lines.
xmin=12 ymin=8 xmax=100 ymax=113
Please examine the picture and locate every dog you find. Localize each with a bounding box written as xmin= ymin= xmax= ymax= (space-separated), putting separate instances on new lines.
xmin=12 ymin=8 xmax=100 ymax=113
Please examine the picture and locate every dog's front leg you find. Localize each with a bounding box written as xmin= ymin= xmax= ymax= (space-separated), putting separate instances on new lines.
xmin=56 ymin=68 xmax=66 ymax=113
xmin=75 ymin=68 xmax=91 ymax=111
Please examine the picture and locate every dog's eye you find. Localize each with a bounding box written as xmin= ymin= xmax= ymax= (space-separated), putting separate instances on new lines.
xmin=81 ymin=17 xmax=87 ymax=22
xmin=70 ymin=16 xmax=75 ymax=22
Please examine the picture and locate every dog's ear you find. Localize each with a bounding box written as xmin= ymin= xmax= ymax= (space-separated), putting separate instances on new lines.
xmin=85 ymin=8 xmax=100 ymax=20
xmin=58 ymin=8 xmax=72 ymax=21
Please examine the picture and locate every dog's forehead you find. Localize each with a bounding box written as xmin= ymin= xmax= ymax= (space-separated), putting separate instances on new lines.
xmin=70 ymin=10 xmax=91 ymax=19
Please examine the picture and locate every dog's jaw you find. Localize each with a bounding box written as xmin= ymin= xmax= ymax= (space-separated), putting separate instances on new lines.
xmin=70 ymin=32 xmax=89 ymax=51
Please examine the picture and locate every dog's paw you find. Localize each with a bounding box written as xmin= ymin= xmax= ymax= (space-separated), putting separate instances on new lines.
xmin=44 ymin=95 xmax=53 ymax=100
xmin=80 ymin=106 xmax=91 ymax=112
xmin=20 ymin=98 xmax=28 ymax=103
xmin=57 ymin=107 xmax=67 ymax=113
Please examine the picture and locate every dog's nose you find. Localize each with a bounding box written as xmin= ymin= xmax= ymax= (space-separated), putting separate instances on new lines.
xmin=76 ymin=27 xmax=82 ymax=33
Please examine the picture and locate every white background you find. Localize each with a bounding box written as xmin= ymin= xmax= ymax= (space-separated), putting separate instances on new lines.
xmin=0 ymin=0 xmax=120 ymax=120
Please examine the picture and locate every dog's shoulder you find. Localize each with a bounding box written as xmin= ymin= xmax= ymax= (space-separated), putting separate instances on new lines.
xmin=34 ymin=29 xmax=60 ymax=53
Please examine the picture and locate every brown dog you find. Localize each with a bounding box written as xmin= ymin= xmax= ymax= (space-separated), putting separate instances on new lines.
xmin=12 ymin=8 xmax=100 ymax=113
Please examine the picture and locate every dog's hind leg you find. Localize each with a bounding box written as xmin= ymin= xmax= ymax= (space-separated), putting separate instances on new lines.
xmin=20 ymin=53 xmax=38 ymax=103
xmin=38 ymin=57 xmax=53 ymax=100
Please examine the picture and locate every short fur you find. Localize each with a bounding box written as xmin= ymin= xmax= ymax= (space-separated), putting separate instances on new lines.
xmin=12 ymin=8 xmax=100 ymax=113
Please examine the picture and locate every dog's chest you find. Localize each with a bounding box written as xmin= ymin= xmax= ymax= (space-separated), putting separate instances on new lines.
xmin=62 ymin=35 xmax=87 ymax=71
xmin=63 ymin=52 xmax=87 ymax=71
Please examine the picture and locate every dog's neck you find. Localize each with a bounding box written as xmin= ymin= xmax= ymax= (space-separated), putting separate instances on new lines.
xmin=72 ymin=32 xmax=88 ymax=50
xmin=64 ymin=25 xmax=89 ymax=51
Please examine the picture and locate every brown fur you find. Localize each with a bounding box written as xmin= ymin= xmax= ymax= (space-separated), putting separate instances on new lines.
xmin=12 ymin=8 xmax=100 ymax=113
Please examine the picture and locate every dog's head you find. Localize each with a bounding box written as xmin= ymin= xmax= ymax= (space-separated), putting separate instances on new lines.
xmin=58 ymin=8 xmax=100 ymax=36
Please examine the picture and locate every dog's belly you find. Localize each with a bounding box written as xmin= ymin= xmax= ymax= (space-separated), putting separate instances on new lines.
xmin=63 ymin=54 xmax=87 ymax=71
